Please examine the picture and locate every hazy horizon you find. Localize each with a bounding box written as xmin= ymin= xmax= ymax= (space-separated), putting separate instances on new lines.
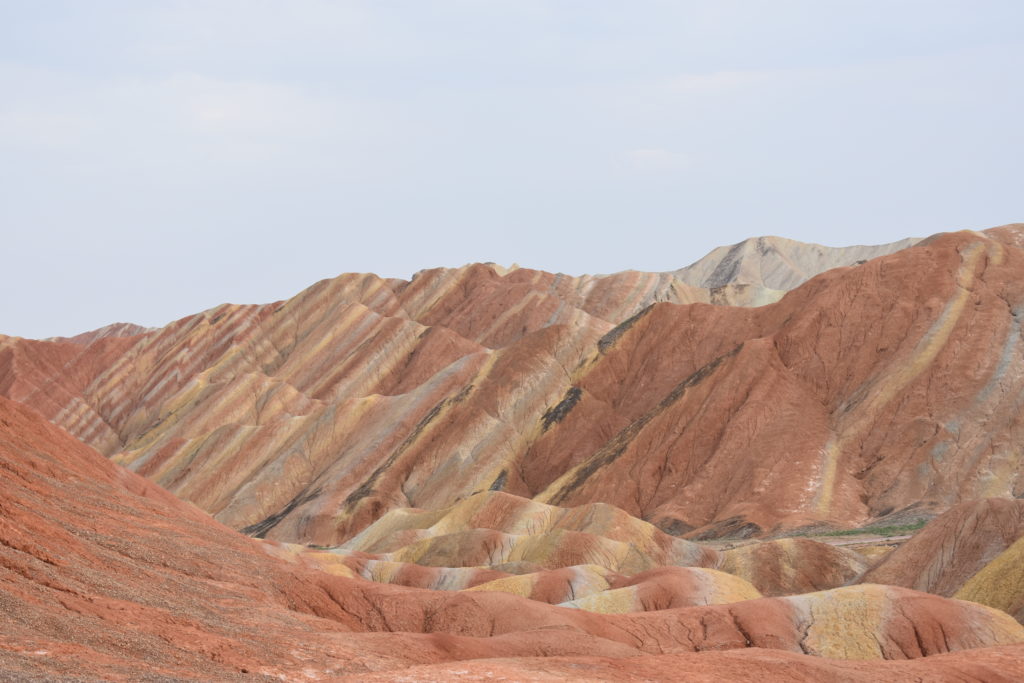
xmin=3 ymin=1 xmax=1022 ymax=338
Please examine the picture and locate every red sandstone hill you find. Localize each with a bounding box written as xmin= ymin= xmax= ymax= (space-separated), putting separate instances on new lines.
xmin=862 ymin=498 xmax=1024 ymax=596
xmin=3 ymin=394 xmax=1024 ymax=680
xmin=2 ymin=227 xmax=1023 ymax=549
xmin=859 ymin=498 xmax=1024 ymax=623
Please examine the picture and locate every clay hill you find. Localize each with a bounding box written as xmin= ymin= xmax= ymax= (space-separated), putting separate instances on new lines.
xmin=8 ymin=227 xmax=1024 ymax=678
xmin=319 ymin=490 xmax=868 ymax=599
xmin=5 ymin=393 xmax=1024 ymax=681
xmin=2 ymin=228 xmax=1020 ymax=549
xmin=861 ymin=498 xmax=1024 ymax=621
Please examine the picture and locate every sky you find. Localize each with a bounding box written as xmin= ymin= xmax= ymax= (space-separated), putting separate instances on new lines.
xmin=1 ymin=1 xmax=1022 ymax=339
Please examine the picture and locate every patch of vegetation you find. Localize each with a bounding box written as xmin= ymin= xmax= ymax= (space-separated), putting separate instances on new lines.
xmin=808 ymin=519 xmax=928 ymax=538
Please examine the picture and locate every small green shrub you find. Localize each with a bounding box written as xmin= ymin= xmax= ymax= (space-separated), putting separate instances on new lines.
xmin=815 ymin=519 xmax=927 ymax=537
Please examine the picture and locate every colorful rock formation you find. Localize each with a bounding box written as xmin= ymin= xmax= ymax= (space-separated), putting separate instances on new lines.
xmin=857 ymin=498 xmax=1024 ymax=623
xmin=862 ymin=499 xmax=1024 ymax=596
xmin=8 ymin=225 xmax=1024 ymax=678
xmin=3 ymin=392 xmax=1023 ymax=678
xmin=673 ymin=234 xmax=919 ymax=290
xmin=719 ymin=537 xmax=868 ymax=596
xmin=955 ymin=535 xmax=1024 ymax=622
xmin=342 ymin=491 xmax=716 ymax=570
xmin=3 ymin=228 xmax=1023 ymax=549
xmin=558 ymin=566 xmax=762 ymax=613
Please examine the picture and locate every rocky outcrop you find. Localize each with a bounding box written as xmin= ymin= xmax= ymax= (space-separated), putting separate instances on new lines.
xmin=673 ymin=235 xmax=919 ymax=290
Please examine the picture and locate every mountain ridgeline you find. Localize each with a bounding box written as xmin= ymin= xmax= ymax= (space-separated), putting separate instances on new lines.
xmin=4 ymin=229 xmax=1021 ymax=549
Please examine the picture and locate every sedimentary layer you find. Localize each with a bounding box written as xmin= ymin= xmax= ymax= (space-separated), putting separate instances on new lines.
xmin=2 ymin=229 xmax=1021 ymax=546
xmin=5 ymin=394 xmax=1022 ymax=680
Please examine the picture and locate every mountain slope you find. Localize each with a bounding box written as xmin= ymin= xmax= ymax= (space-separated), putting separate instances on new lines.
xmin=3 ymin=228 xmax=1022 ymax=547
xmin=862 ymin=499 xmax=1024 ymax=596
xmin=6 ymin=394 xmax=1024 ymax=680
xmin=673 ymin=235 xmax=920 ymax=289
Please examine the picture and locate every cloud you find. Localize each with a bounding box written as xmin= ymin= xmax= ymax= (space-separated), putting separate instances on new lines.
xmin=625 ymin=148 xmax=688 ymax=173
xmin=0 ymin=61 xmax=412 ymax=179
xmin=0 ymin=64 xmax=92 ymax=148
xmin=139 ymin=74 xmax=338 ymax=140
xmin=668 ymin=70 xmax=771 ymax=94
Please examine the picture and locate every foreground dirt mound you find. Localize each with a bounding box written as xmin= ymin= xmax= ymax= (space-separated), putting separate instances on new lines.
xmin=558 ymin=566 xmax=762 ymax=613
xmin=464 ymin=565 xmax=617 ymax=603
xmin=955 ymin=535 xmax=1024 ymax=622
xmin=341 ymin=647 xmax=1024 ymax=682
xmin=4 ymin=395 xmax=1024 ymax=679
xmin=719 ymin=537 xmax=868 ymax=596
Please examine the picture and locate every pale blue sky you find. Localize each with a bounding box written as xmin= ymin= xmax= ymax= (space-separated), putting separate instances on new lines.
xmin=2 ymin=1 xmax=1022 ymax=338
